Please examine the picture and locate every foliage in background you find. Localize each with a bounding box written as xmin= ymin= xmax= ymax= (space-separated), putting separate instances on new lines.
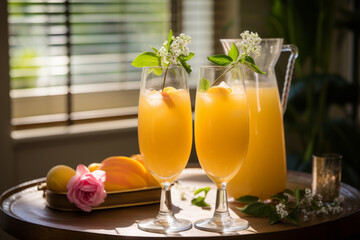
xmin=267 ymin=0 xmax=360 ymax=189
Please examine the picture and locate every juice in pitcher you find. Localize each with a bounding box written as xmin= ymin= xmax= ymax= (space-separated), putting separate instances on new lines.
xmin=227 ymin=86 xmax=286 ymax=199
xmin=221 ymin=38 xmax=298 ymax=200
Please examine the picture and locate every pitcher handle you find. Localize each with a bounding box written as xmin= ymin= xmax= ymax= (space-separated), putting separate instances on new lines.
xmin=281 ymin=44 xmax=298 ymax=113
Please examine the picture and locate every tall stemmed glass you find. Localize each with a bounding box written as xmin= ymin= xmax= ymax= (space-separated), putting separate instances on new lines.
xmin=194 ymin=65 xmax=249 ymax=232
xmin=137 ymin=66 xmax=193 ymax=233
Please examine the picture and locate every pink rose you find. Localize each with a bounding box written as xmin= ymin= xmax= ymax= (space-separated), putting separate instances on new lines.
xmin=66 ymin=164 xmax=107 ymax=212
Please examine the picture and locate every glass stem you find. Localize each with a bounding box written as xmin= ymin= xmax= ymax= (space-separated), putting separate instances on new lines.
xmin=213 ymin=183 xmax=231 ymax=224
xmin=156 ymin=182 xmax=175 ymax=224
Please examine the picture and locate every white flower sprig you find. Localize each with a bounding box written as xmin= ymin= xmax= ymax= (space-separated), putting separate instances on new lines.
xmin=158 ymin=33 xmax=192 ymax=66
xmin=300 ymin=190 xmax=344 ymax=222
xmin=275 ymin=202 xmax=289 ymax=218
xmin=238 ymin=187 xmax=344 ymax=226
xmin=237 ymin=30 xmax=261 ymax=58
xmin=200 ymin=30 xmax=265 ymax=91
xmin=132 ymin=29 xmax=194 ymax=75
xmin=131 ymin=29 xmax=194 ymax=91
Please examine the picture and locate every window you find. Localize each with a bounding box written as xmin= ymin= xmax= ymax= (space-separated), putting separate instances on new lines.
xmin=8 ymin=0 xmax=214 ymax=130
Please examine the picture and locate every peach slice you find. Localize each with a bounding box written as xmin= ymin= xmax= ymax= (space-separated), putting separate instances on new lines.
xmin=88 ymin=163 xmax=101 ymax=172
xmin=99 ymin=156 xmax=148 ymax=191
xmin=130 ymin=154 xmax=160 ymax=187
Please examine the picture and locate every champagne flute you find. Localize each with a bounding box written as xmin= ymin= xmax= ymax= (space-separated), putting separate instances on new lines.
xmin=137 ymin=66 xmax=193 ymax=233
xmin=194 ymin=65 xmax=249 ymax=232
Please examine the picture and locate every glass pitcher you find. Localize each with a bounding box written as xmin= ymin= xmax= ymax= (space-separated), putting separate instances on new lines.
xmin=220 ymin=38 xmax=298 ymax=200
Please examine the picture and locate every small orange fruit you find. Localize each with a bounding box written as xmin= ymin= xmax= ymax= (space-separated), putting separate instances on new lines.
xmin=46 ymin=165 xmax=76 ymax=192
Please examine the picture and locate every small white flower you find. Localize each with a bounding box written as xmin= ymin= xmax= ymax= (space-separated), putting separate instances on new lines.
xmin=237 ymin=30 xmax=261 ymax=58
xmin=158 ymin=33 xmax=192 ymax=66
xmin=334 ymin=195 xmax=344 ymax=204
xmin=276 ymin=203 xmax=288 ymax=218
xmin=303 ymin=214 xmax=309 ymax=222
xmin=317 ymin=194 xmax=322 ymax=201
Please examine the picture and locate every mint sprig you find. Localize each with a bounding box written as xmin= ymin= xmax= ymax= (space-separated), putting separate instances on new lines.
xmin=191 ymin=187 xmax=211 ymax=207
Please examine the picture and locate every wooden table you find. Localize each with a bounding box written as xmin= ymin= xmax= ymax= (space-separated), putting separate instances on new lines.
xmin=1 ymin=168 xmax=360 ymax=240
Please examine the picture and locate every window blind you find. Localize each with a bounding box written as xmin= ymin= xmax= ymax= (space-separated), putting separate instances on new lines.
xmin=9 ymin=0 xmax=170 ymax=89
xmin=8 ymin=0 xmax=214 ymax=128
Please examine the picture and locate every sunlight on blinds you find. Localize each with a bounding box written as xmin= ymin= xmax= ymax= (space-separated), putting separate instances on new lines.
xmin=183 ymin=0 xmax=213 ymax=87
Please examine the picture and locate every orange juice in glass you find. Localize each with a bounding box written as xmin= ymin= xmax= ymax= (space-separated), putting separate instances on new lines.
xmin=138 ymin=88 xmax=192 ymax=184
xmin=137 ymin=66 xmax=192 ymax=233
xmin=195 ymin=86 xmax=249 ymax=186
xmin=194 ymin=66 xmax=249 ymax=232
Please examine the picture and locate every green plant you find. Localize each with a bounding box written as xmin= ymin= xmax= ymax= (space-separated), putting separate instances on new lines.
xmin=267 ymin=0 xmax=360 ymax=188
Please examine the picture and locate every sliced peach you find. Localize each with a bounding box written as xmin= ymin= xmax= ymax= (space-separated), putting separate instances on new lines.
xmin=130 ymin=154 xmax=144 ymax=165
xmin=130 ymin=154 xmax=160 ymax=187
xmin=104 ymin=170 xmax=148 ymax=191
xmin=206 ymin=85 xmax=232 ymax=94
xmin=99 ymin=156 xmax=148 ymax=181
xmin=88 ymin=163 xmax=101 ymax=172
xmin=99 ymin=156 xmax=149 ymax=191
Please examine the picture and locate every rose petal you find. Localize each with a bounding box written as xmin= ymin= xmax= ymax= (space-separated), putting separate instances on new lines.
xmin=66 ymin=164 xmax=107 ymax=212
xmin=92 ymin=170 xmax=106 ymax=182
xmin=76 ymin=164 xmax=90 ymax=176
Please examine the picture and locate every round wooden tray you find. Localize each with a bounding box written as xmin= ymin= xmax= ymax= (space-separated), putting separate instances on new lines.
xmin=1 ymin=168 xmax=360 ymax=240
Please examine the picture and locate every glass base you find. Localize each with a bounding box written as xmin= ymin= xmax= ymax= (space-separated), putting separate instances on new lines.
xmin=138 ymin=217 xmax=192 ymax=233
xmin=194 ymin=217 xmax=248 ymax=233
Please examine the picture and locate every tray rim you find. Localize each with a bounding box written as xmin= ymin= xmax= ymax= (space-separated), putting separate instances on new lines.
xmin=1 ymin=170 xmax=360 ymax=240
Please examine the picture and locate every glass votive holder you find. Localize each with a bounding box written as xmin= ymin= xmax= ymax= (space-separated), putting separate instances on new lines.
xmin=312 ymin=153 xmax=342 ymax=202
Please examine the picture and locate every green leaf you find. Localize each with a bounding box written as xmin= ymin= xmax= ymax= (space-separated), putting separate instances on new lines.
xmin=239 ymin=202 xmax=272 ymax=217
xmin=194 ymin=187 xmax=211 ymax=196
xmin=152 ymin=67 xmax=163 ymax=76
xmin=236 ymin=195 xmax=259 ymax=204
xmin=294 ymin=187 xmax=305 ymax=205
xmin=269 ymin=208 xmax=281 ymax=224
xmin=191 ymin=196 xmax=210 ymax=207
xmin=207 ymin=55 xmax=233 ymax=66
xmin=182 ymin=52 xmax=195 ymax=61
xmin=151 ymin=46 xmax=158 ymax=54
xmin=228 ymin=43 xmax=239 ymax=62
xmin=131 ymin=52 xmax=160 ymax=68
xmin=285 ymin=210 xmax=300 ymax=226
xmin=167 ymin=29 xmax=173 ymax=51
xmin=191 ymin=187 xmax=211 ymax=207
xmin=241 ymin=56 xmax=266 ymax=74
xmin=199 ymin=78 xmax=210 ymax=92
xmin=178 ymin=58 xmax=192 ymax=75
